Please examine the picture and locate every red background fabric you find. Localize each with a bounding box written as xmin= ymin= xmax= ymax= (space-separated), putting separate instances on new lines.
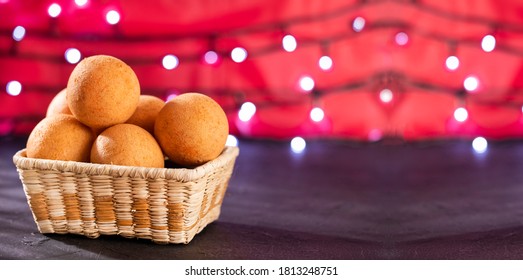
xmin=2 ymin=0 xmax=523 ymax=141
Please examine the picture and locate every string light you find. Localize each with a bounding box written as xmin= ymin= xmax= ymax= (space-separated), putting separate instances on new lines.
xmin=395 ymin=32 xmax=409 ymax=46
xmin=481 ymin=35 xmax=496 ymax=52
xmin=463 ymin=76 xmax=479 ymax=92
xmin=64 ymin=48 xmax=81 ymax=64
xmin=231 ymin=47 xmax=248 ymax=63
xmin=165 ymin=89 xmax=179 ymax=101
xmin=12 ymin=26 xmax=26 ymax=42
xmin=453 ymin=107 xmax=468 ymax=122
xmin=226 ymin=135 xmax=239 ymax=147
xmin=368 ymin=129 xmax=383 ymax=142
xmin=282 ymin=34 xmax=297 ymax=52
xmin=318 ymin=55 xmax=333 ymax=71
xmin=204 ymin=50 xmax=219 ymax=65
xmin=162 ymin=54 xmax=179 ymax=70
xmin=310 ymin=107 xmax=325 ymax=122
xmin=47 ymin=3 xmax=61 ymax=18
xmin=445 ymin=55 xmax=459 ymax=71
xmin=290 ymin=137 xmax=306 ymax=154
xmin=299 ymin=76 xmax=315 ymax=92
xmin=74 ymin=0 xmax=88 ymax=7
xmin=238 ymin=102 xmax=256 ymax=122
xmin=106 ymin=10 xmax=120 ymax=25
xmin=6 ymin=81 xmax=22 ymax=96
xmin=352 ymin=17 xmax=365 ymax=32
xmin=379 ymin=89 xmax=393 ymax=103
xmin=472 ymin=137 xmax=488 ymax=154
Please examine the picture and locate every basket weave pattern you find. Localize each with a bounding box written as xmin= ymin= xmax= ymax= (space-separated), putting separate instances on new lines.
xmin=13 ymin=146 xmax=239 ymax=244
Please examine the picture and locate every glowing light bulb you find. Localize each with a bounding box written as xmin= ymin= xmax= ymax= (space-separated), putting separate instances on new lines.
xmin=379 ymin=89 xmax=393 ymax=103
xmin=12 ymin=26 xmax=25 ymax=41
xmin=231 ymin=47 xmax=247 ymax=63
xmin=75 ymin=0 xmax=88 ymax=7
xmin=395 ymin=32 xmax=409 ymax=46
xmin=481 ymin=35 xmax=496 ymax=52
xmin=472 ymin=137 xmax=488 ymax=154
xmin=290 ymin=137 xmax=306 ymax=154
xmin=464 ymin=76 xmax=479 ymax=92
xmin=352 ymin=17 xmax=365 ymax=32
xmin=282 ymin=35 xmax=297 ymax=52
xmin=445 ymin=55 xmax=459 ymax=71
xmin=453 ymin=107 xmax=468 ymax=122
xmin=318 ymin=56 xmax=333 ymax=71
xmin=6 ymin=81 xmax=22 ymax=96
xmin=368 ymin=129 xmax=383 ymax=142
xmin=48 ymin=3 xmax=61 ymax=18
xmin=299 ymin=76 xmax=314 ymax=92
xmin=226 ymin=135 xmax=238 ymax=147
xmin=106 ymin=10 xmax=120 ymax=25
xmin=64 ymin=48 xmax=81 ymax=64
xmin=162 ymin=54 xmax=179 ymax=70
xmin=204 ymin=50 xmax=219 ymax=65
xmin=238 ymin=102 xmax=256 ymax=122
xmin=310 ymin=107 xmax=324 ymax=122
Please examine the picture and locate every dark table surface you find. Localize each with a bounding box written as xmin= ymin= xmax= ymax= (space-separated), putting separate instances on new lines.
xmin=1 ymin=136 xmax=523 ymax=259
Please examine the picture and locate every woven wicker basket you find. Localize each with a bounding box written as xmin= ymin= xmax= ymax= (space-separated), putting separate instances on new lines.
xmin=12 ymin=146 xmax=239 ymax=244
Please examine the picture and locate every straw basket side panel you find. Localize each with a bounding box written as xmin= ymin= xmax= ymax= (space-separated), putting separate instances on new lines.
xmin=148 ymin=178 xmax=170 ymax=244
xmin=76 ymin=173 xmax=99 ymax=238
xmin=113 ymin=176 xmax=134 ymax=238
xmin=38 ymin=170 xmax=69 ymax=234
xmin=166 ymin=179 xmax=205 ymax=244
xmin=194 ymin=158 xmax=236 ymax=235
xmin=131 ymin=177 xmax=152 ymax=239
xmin=91 ymin=174 xmax=118 ymax=235
xmin=18 ymin=168 xmax=54 ymax=234
xmin=60 ymin=171 xmax=83 ymax=235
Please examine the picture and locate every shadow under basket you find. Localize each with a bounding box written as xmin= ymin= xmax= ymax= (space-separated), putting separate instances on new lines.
xmin=12 ymin=146 xmax=239 ymax=244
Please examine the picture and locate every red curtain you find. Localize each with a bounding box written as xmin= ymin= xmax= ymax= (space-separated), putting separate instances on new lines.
xmin=2 ymin=0 xmax=523 ymax=140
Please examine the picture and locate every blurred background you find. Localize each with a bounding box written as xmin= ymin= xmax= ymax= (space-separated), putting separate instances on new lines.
xmin=2 ymin=0 xmax=523 ymax=146
xmin=3 ymin=1 xmax=523 ymax=259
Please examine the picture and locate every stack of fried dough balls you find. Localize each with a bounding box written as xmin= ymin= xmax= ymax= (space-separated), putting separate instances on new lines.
xmin=26 ymin=54 xmax=229 ymax=169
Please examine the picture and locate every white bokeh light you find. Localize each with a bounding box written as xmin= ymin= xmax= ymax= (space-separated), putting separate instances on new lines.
xmin=352 ymin=17 xmax=365 ymax=32
xmin=395 ymin=32 xmax=409 ymax=46
xmin=368 ymin=129 xmax=383 ymax=142
xmin=481 ymin=35 xmax=496 ymax=52
xmin=48 ymin=3 xmax=61 ymax=18
xmin=472 ymin=137 xmax=488 ymax=154
xmin=226 ymin=135 xmax=238 ymax=147
xmin=318 ymin=55 xmax=333 ymax=71
xmin=64 ymin=48 xmax=81 ymax=64
xmin=75 ymin=0 xmax=88 ymax=7
xmin=299 ymin=76 xmax=315 ymax=92
xmin=310 ymin=107 xmax=325 ymax=122
xmin=445 ymin=55 xmax=459 ymax=71
xmin=464 ymin=76 xmax=479 ymax=92
xmin=162 ymin=54 xmax=179 ymax=70
xmin=290 ymin=137 xmax=306 ymax=154
xmin=231 ymin=47 xmax=247 ymax=63
xmin=379 ymin=89 xmax=393 ymax=103
xmin=238 ymin=102 xmax=256 ymax=122
xmin=282 ymin=35 xmax=297 ymax=52
xmin=453 ymin=107 xmax=468 ymax=122
xmin=106 ymin=10 xmax=120 ymax=25
xmin=204 ymin=50 xmax=218 ymax=65
xmin=12 ymin=26 xmax=25 ymax=41
xmin=6 ymin=81 xmax=22 ymax=96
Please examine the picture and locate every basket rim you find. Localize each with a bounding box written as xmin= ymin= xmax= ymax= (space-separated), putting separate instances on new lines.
xmin=13 ymin=146 xmax=239 ymax=182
